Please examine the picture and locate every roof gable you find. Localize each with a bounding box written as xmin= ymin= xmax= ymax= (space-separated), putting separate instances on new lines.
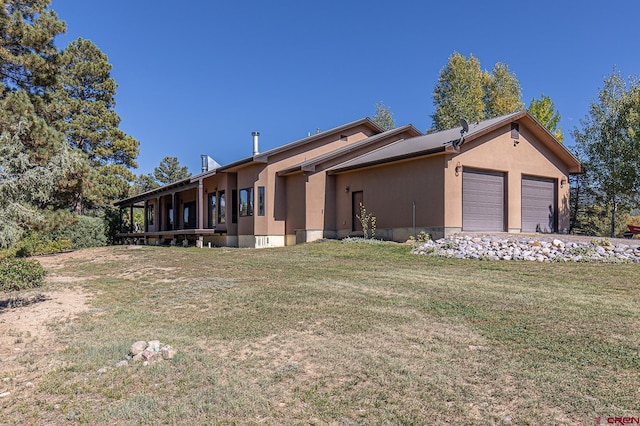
xmin=328 ymin=111 xmax=582 ymax=174
xmin=277 ymin=124 xmax=422 ymax=176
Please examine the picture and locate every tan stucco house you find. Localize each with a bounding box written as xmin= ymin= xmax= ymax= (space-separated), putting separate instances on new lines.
xmin=115 ymin=111 xmax=582 ymax=248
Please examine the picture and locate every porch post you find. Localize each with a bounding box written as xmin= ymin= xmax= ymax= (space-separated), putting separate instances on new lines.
xmin=173 ymin=192 xmax=179 ymax=229
xmin=197 ymin=179 xmax=204 ymax=230
xmin=156 ymin=197 xmax=160 ymax=231
xmin=129 ymin=205 xmax=134 ymax=233
xmin=119 ymin=207 xmax=123 ymax=233
xmin=144 ymin=200 xmax=149 ymax=232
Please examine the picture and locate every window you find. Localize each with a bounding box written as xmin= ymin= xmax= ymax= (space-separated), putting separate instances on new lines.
xmin=208 ymin=193 xmax=217 ymax=228
xmin=183 ymin=201 xmax=196 ymax=229
xmin=147 ymin=204 xmax=154 ymax=226
xmin=257 ymin=186 xmax=265 ymax=216
xmin=218 ymin=191 xmax=226 ymax=224
xmin=167 ymin=207 xmax=173 ymax=230
xmin=232 ymin=190 xmax=238 ymax=223
xmin=239 ymin=187 xmax=253 ymax=217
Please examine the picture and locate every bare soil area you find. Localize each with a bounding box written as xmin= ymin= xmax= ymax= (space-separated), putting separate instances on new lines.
xmin=0 ymin=249 xmax=105 ymax=405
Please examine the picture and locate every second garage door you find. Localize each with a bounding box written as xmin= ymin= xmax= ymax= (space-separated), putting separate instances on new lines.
xmin=462 ymin=170 xmax=505 ymax=231
xmin=521 ymin=176 xmax=556 ymax=233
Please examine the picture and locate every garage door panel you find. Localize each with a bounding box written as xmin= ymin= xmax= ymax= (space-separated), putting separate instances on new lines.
xmin=463 ymin=170 xmax=504 ymax=231
xmin=522 ymin=177 xmax=555 ymax=233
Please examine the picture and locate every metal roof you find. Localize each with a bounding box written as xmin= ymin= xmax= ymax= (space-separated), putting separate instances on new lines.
xmin=327 ymin=111 xmax=555 ymax=174
xmin=277 ymin=124 xmax=422 ymax=176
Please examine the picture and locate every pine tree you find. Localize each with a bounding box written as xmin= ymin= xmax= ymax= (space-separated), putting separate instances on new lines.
xmin=51 ymin=37 xmax=140 ymax=210
xmin=153 ymin=156 xmax=191 ymax=185
xmin=0 ymin=0 xmax=66 ymax=93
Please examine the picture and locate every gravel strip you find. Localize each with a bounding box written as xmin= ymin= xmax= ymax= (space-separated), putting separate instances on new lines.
xmin=411 ymin=233 xmax=640 ymax=263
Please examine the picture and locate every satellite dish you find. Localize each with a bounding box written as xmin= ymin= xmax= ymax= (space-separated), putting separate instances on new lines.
xmin=451 ymin=118 xmax=469 ymax=149
xmin=460 ymin=118 xmax=469 ymax=134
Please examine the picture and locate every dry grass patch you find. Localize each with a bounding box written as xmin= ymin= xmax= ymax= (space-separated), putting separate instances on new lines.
xmin=0 ymin=241 xmax=638 ymax=424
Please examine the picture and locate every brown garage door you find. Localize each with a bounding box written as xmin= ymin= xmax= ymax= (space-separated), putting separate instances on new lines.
xmin=463 ymin=170 xmax=505 ymax=231
xmin=522 ymin=176 xmax=556 ymax=233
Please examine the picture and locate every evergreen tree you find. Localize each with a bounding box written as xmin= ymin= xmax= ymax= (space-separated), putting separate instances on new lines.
xmin=0 ymin=0 xmax=66 ymax=93
xmin=51 ymin=37 xmax=139 ymax=210
xmin=529 ymin=94 xmax=564 ymax=142
xmin=372 ymin=101 xmax=395 ymax=131
xmin=572 ymin=70 xmax=640 ymax=237
xmin=153 ymin=156 xmax=191 ymax=185
xmin=133 ymin=174 xmax=160 ymax=195
xmin=0 ymin=92 xmax=82 ymax=247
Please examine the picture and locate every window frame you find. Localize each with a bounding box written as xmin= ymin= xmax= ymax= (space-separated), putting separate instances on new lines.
xmin=239 ymin=187 xmax=254 ymax=217
xmin=218 ymin=190 xmax=226 ymax=224
xmin=257 ymin=186 xmax=265 ymax=216
xmin=146 ymin=203 xmax=154 ymax=226
xmin=208 ymin=192 xmax=217 ymax=228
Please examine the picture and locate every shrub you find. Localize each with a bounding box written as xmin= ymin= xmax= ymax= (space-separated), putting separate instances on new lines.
xmin=55 ymin=215 xmax=107 ymax=249
xmin=14 ymin=233 xmax=73 ymax=257
xmin=0 ymin=257 xmax=46 ymax=292
xmin=356 ymin=203 xmax=377 ymax=239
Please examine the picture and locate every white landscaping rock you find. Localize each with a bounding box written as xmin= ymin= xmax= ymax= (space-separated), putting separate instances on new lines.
xmin=411 ymin=235 xmax=640 ymax=264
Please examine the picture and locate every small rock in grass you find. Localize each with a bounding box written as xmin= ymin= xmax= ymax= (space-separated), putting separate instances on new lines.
xmin=0 ymin=392 xmax=10 ymax=398
xmin=115 ymin=360 xmax=129 ymax=368
xmin=141 ymin=350 xmax=160 ymax=362
xmin=130 ymin=341 xmax=147 ymax=356
xmin=468 ymin=345 xmax=490 ymax=351
xmin=97 ymin=367 xmax=108 ymax=374
xmin=147 ymin=340 xmax=161 ymax=351
xmin=160 ymin=345 xmax=177 ymax=360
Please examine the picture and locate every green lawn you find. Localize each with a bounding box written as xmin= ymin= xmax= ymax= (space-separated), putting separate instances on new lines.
xmin=2 ymin=240 xmax=639 ymax=424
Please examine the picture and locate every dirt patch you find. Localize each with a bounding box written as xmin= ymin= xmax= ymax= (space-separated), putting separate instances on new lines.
xmin=0 ymin=287 xmax=89 ymax=399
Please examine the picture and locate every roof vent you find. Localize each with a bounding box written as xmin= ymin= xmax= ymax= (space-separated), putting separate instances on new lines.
xmin=201 ymin=155 xmax=221 ymax=173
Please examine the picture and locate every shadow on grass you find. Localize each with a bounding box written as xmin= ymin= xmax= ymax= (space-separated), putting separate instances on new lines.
xmin=0 ymin=291 xmax=49 ymax=312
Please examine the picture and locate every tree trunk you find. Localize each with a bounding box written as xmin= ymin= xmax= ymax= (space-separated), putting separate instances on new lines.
xmin=610 ymin=198 xmax=617 ymax=238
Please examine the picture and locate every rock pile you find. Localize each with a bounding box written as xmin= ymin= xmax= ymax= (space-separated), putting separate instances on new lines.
xmin=411 ymin=235 xmax=640 ymax=263
xmin=115 ymin=340 xmax=177 ymax=367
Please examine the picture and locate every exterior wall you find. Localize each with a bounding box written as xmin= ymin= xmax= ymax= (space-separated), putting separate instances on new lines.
xmin=443 ymin=122 xmax=572 ymax=233
xmin=285 ymin=173 xmax=306 ymax=237
xmin=239 ymin=235 xmax=285 ymax=249
xmin=237 ymin=163 xmax=264 ymax=237
xmin=249 ymin=125 xmax=376 ymax=242
xmin=304 ymin=171 xmax=326 ymax=239
xmin=333 ymin=156 xmax=446 ymax=240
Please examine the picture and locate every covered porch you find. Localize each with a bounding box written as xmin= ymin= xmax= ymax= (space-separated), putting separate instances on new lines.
xmin=114 ymin=174 xmax=229 ymax=247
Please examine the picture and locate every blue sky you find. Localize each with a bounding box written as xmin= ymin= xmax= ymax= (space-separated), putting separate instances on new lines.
xmin=52 ymin=1 xmax=640 ymax=175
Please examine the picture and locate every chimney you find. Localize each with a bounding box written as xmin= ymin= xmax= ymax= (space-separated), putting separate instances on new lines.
xmin=200 ymin=154 xmax=208 ymax=173
xmin=252 ymin=131 xmax=260 ymax=156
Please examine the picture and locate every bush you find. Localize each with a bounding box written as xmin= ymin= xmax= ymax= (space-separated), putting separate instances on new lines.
xmin=12 ymin=215 xmax=107 ymax=257
xmin=0 ymin=257 xmax=46 ymax=292
xmin=55 ymin=215 xmax=107 ymax=249
xmin=14 ymin=233 xmax=73 ymax=257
